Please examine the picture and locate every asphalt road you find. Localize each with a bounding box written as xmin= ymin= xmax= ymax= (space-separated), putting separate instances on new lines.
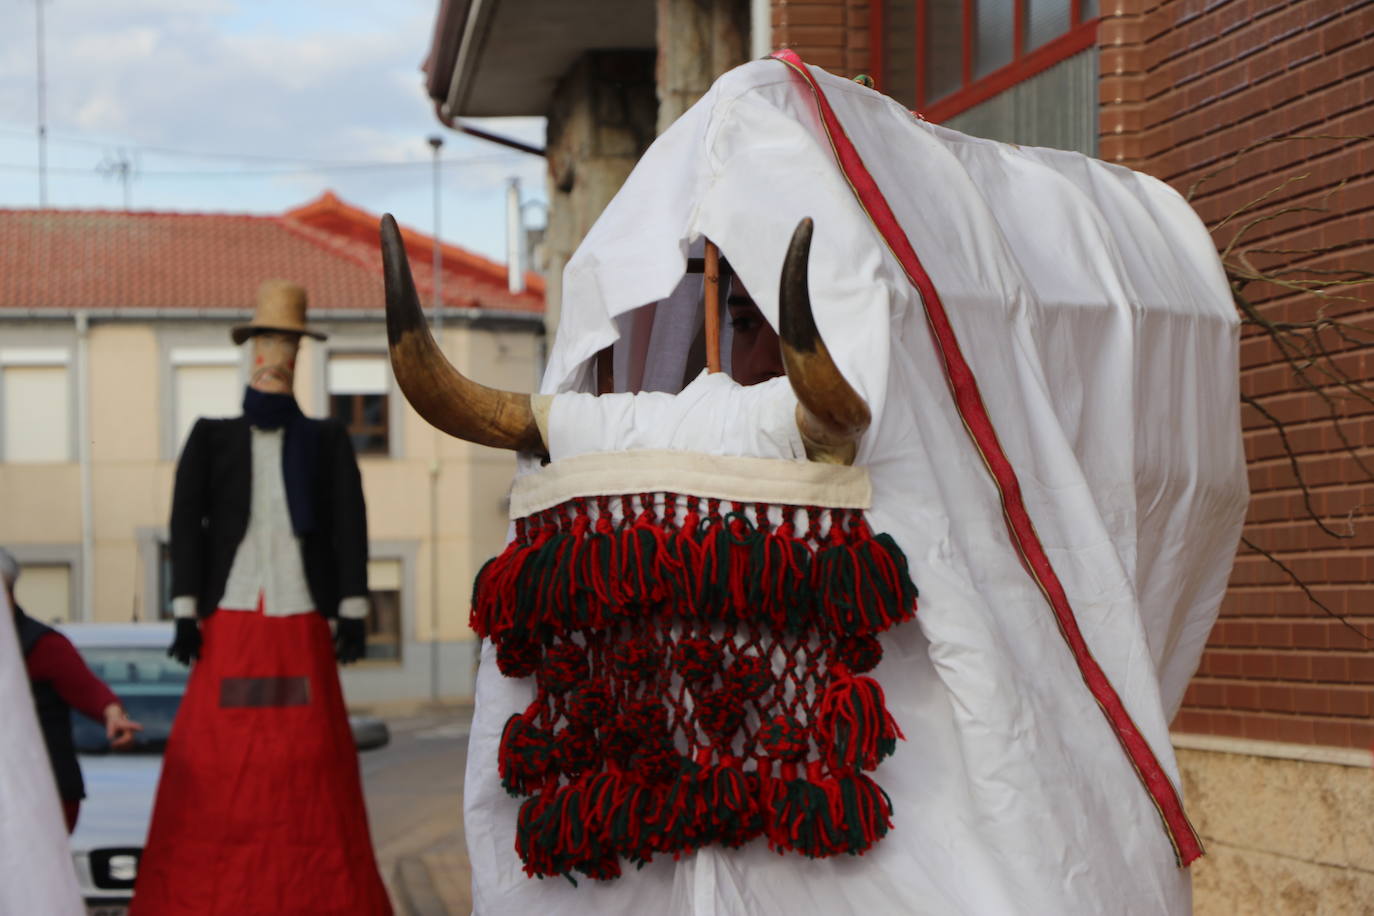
xmin=360 ymin=709 xmax=474 ymax=915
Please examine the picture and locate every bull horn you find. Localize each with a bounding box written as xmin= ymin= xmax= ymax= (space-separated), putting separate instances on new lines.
xmin=778 ymin=218 xmax=871 ymax=465
xmin=381 ymin=214 xmax=542 ymax=451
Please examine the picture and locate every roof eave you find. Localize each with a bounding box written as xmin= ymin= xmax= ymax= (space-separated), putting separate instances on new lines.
xmin=429 ymin=0 xmax=656 ymax=118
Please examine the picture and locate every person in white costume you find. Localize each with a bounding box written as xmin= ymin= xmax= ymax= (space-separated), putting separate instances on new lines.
xmin=388 ymin=52 xmax=1247 ymax=916
xmin=0 ymin=577 xmax=86 ymax=915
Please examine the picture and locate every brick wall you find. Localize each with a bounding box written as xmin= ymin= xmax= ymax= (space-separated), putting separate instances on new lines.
xmin=770 ymin=0 xmax=871 ymax=77
xmin=1102 ymin=0 xmax=1374 ymax=750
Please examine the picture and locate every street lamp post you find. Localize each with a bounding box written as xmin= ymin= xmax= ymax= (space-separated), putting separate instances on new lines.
xmin=427 ymin=134 xmax=444 ymax=705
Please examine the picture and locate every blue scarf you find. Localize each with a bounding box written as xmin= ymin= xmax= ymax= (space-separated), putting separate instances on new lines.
xmin=242 ymin=387 xmax=318 ymax=536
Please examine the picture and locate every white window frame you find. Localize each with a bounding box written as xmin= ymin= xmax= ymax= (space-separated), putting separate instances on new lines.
xmin=4 ymin=543 xmax=82 ymax=622
xmin=0 ymin=347 xmax=75 ymax=463
xmin=317 ymin=337 xmax=402 ymax=459
xmin=158 ymin=328 xmax=246 ymax=460
xmin=360 ymin=541 xmax=416 ymax=666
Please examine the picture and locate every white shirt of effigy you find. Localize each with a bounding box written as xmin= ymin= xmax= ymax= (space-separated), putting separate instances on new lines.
xmin=171 ymin=426 xmax=368 ymax=620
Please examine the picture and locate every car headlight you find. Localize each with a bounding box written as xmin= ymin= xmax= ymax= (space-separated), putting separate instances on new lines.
xmin=89 ymin=847 xmax=142 ymax=890
xmin=108 ymin=854 xmax=138 ymax=882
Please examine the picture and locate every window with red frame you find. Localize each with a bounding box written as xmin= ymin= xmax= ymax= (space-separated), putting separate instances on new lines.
xmin=874 ymin=0 xmax=1100 ymax=121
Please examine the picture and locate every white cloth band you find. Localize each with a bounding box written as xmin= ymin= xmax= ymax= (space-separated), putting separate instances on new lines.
xmin=508 ymin=449 xmax=871 ymax=519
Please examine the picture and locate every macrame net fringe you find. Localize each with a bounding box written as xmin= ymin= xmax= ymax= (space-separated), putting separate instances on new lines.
xmin=472 ymin=492 xmax=918 ymax=884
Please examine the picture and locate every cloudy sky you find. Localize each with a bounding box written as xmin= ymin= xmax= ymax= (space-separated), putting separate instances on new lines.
xmin=0 ymin=0 xmax=546 ymax=261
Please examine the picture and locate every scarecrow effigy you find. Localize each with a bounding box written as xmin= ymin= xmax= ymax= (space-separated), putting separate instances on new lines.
xmin=387 ymin=52 xmax=1248 ymax=914
xmin=131 ymin=282 xmax=392 ymax=915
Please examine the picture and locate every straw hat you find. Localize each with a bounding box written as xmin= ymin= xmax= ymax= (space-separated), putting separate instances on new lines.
xmin=231 ymin=279 xmax=327 ymax=344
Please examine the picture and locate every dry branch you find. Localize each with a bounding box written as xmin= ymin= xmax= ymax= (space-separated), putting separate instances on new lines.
xmin=1195 ymin=133 xmax=1374 ymax=640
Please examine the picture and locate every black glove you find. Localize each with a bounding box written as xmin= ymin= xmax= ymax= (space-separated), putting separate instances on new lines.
xmin=335 ymin=617 xmax=366 ymax=664
xmin=168 ymin=617 xmax=202 ymax=666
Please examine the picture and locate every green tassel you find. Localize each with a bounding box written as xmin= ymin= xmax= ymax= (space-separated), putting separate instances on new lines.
xmin=694 ymin=516 xmax=732 ymax=619
xmin=770 ymin=776 xmax=840 ymax=858
xmin=832 ymin=772 xmax=893 ymax=855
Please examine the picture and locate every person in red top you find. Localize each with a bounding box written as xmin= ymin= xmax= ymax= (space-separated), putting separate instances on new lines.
xmin=2 ymin=548 xmax=142 ymax=832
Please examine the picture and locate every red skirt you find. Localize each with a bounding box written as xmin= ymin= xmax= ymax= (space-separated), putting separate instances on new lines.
xmin=131 ymin=609 xmax=392 ymax=915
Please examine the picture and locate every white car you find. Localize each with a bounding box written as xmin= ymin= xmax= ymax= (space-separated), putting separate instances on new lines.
xmin=60 ymin=622 xmax=388 ymax=914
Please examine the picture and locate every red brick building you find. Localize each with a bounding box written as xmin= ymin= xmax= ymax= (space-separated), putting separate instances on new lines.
xmin=757 ymin=0 xmax=1374 ymax=756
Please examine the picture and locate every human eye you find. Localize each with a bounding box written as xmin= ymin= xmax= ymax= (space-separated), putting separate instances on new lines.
xmin=730 ymin=313 xmax=759 ymax=333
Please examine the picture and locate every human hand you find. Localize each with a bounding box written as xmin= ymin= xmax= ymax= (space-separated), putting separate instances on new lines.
xmin=104 ymin=704 xmax=143 ymax=750
xmin=168 ymin=617 xmax=202 ymax=666
xmin=335 ymin=617 xmax=366 ymax=665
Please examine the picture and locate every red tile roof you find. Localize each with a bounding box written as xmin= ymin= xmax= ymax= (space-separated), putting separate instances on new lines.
xmin=0 ymin=192 xmax=544 ymax=315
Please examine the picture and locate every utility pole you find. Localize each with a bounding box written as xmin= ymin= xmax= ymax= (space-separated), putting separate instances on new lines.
xmin=426 ymin=134 xmax=444 ymax=705
xmin=430 ymin=136 xmax=444 ymax=331
xmin=34 ymin=0 xmax=49 ymax=207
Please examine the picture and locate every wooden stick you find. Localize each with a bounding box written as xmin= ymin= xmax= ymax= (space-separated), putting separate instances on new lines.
xmin=595 ymin=345 xmax=613 ymax=394
xmin=704 ymin=240 xmax=722 ymax=374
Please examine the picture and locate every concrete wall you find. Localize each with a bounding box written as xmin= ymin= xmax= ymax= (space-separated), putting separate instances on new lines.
xmin=0 ymin=315 xmax=540 ymax=705
xmin=538 ymin=2 xmax=751 ymax=332
xmin=542 ymin=50 xmax=659 ymax=335
xmin=1176 ymin=736 xmax=1374 ymax=915
xmin=656 ymin=0 xmax=750 ymax=134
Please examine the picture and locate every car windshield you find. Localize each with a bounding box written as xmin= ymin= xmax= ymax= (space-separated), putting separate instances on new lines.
xmin=72 ymin=646 xmax=186 ymax=753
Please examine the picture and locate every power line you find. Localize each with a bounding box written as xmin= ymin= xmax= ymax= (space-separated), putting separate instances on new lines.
xmin=0 ymin=151 xmax=526 ymax=179
xmin=0 ymin=125 xmax=537 ymax=168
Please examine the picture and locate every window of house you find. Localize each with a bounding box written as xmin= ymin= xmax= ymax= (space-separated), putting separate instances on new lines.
xmin=365 ymin=558 xmax=403 ymax=661
xmin=14 ymin=562 xmax=72 ymax=622
xmin=1 ymin=348 xmax=72 ymax=463
xmin=170 ymin=347 xmax=241 ymax=453
xmin=876 ymin=0 xmax=1099 ymax=119
xmin=327 ymin=354 xmax=389 ymax=456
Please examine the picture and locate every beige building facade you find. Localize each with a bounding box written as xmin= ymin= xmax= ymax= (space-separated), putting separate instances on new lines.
xmin=1 ymin=199 xmax=544 ymax=706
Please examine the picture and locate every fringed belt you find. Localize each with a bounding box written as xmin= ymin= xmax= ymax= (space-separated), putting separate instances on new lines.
xmin=472 ymin=463 xmax=918 ymax=884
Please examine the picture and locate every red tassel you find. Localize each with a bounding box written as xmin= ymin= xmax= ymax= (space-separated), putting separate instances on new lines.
xmin=726 ymin=513 xmax=757 ymax=616
xmin=580 ymin=512 xmax=619 ymax=625
xmin=470 ymin=527 xmax=539 ymax=637
xmin=673 ymin=502 xmax=704 ymax=616
xmin=815 ymin=664 xmax=904 ymax=772
xmin=758 ymin=519 xmax=815 ymax=631
xmin=498 ymin=712 xmax=556 ymax=796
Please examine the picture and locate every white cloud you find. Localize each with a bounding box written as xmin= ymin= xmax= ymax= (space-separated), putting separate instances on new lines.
xmin=72 ymin=92 xmax=127 ymax=132
xmin=0 ymin=0 xmax=551 ymax=261
xmin=68 ymin=27 xmax=162 ymax=67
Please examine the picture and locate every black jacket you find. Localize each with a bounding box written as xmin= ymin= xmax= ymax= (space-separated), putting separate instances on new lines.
xmin=169 ymin=416 xmax=368 ymax=619
xmin=15 ymin=608 xmax=84 ymax=802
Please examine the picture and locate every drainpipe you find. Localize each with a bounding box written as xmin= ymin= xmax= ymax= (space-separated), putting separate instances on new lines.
xmin=75 ymin=311 xmax=93 ymax=622
xmin=750 ymin=0 xmax=772 ymax=60
xmin=429 ymin=135 xmax=445 ymax=706
xmin=432 ymin=101 xmax=546 ymax=157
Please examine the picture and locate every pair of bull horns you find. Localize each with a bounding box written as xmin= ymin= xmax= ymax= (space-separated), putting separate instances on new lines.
xmin=381 ymin=215 xmax=870 ymax=463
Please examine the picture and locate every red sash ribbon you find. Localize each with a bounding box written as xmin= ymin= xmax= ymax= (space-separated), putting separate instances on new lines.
xmin=770 ymin=48 xmax=1202 ymax=866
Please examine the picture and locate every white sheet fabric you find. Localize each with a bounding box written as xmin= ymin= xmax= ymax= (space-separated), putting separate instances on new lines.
xmin=0 ymin=588 xmax=85 ymax=916
xmin=465 ymin=60 xmax=1247 ymax=915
